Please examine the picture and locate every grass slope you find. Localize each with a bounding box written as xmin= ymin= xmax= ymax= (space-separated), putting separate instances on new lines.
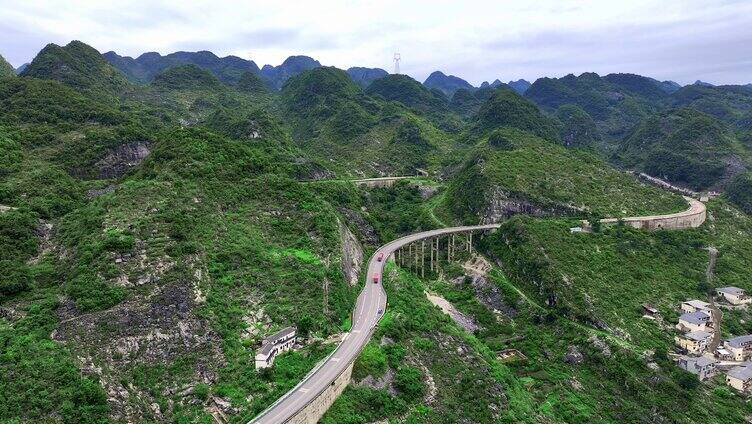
xmin=444 ymin=128 xmax=686 ymax=223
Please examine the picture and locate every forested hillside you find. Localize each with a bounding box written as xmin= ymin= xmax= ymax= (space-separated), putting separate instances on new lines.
xmin=2 ymin=39 xmax=752 ymax=423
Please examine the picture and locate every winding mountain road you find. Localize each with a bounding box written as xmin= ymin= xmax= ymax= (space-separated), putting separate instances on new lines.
xmin=249 ymin=224 xmax=501 ymax=424
xmin=250 ymin=193 xmax=707 ymax=423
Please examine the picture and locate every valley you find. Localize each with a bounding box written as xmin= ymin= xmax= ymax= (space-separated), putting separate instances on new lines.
xmin=1 ymin=38 xmax=752 ymax=424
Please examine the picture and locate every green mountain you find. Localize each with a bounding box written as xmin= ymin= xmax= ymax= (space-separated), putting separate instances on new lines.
xmin=280 ymin=66 xmax=377 ymax=142
xmin=279 ymin=67 xmax=455 ymax=176
xmin=5 ymin=40 xmax=752 ymax=424
xmin=346 ymin=67 xmax=388 ymax=89
xmin=443 ymin=127 xmax=685 ymax=224
xmin=103 ymin=50 xmax=261 ymax=85
xmin=525 ymin=72 xmax=657 ymax=141
xmin=449 ymin=86 xmax=497 ymax=117
xmin=616 ymin=108 xmax=748 ymax=190
xmin=0 ymin=54 xmax=15 ymax=78
xmin=21 ymin=41 xmax=128 ymax=96
xmin=150 ymin=64 xmax=222 ymax=90
xmin=555 ymin=104 xmax=601 ymax=147
xmin=236 ymin=70 xmax=270 ymax=94
xmin=262 ymin=55 xmax=322 ymax=90
xmin=668 ymin=84 xmax=752 ymax=124
xmin=468 ymin=88 xmax=560 ymax=142
xmin=366 ymin=74 xmax=448 ymax=116
xmin=423 ymin=70 xmax=474 ymax=97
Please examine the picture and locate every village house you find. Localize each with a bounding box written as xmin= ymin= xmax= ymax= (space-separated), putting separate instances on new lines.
xmin=677 ymin=356 xmax=718 ymax=381
xmin=680 ymin=299 xmax=712 ymax=314
xmin=255 ymin=326 xmax=297 ymax=369
xmin=715 ymin=348 xmax=734 ymax=361
xmin=676 ymin=310 xmax=712 ymax=333
xmin=722 ymin=335 xmax=752 ymax=362
xmin=716 ymin=287 xmax=752 ymax=306
xmin=675 ymin=330 xmax=713 ymax=354
xmin=642 ymin=304 xmax=659 ymax=316
xmin=727 ymin=363 xmax=752 ymax=392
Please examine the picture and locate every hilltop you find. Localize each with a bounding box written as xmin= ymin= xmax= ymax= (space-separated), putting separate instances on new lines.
xmin=423 ymin=70 xmax=474 ymax=97
xmin=346 ymin=67 xmax=388 ymax=89
xmin=104 ymin=50 xmax=260 ymax=84
xmin=21 ymin=41 xmax=128 ymax=96
xmin=443 ymin=127 xmax=685 ymax=224
xmin=616 ymin=108 xmax=747 ymax=190
xmin=0 ymin=54 xmax=14 ymax=78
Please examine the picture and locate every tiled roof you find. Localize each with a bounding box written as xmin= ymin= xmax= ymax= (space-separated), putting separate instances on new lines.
xmin=679 ymin=311 xmax=711 ymax=325
xmin=717 ymin=286 xmax=746 ymax=295
xmin=727 ymin=335 xmax=752 ymax=348
xmin=728 ymin=365 xmax=752 ymax=381
xmin=692 ymin=356 xmax=717 ymax=367
xmin=258 ymin=326 xmax=296 ymax=356
xmin=683 ymin=331 xmax=712 ymax=341
xmin=682 ymin=300 xmax=710 ymax=309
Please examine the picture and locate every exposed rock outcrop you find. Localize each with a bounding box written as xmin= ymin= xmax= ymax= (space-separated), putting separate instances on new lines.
xmin=481 ymin=186 xmax=581 ymax=224
xmin=338 ymin=208 xmax=379 ymax=245
xmin=458 ymin=254 xmax=517 ymax=318
xmin=339 ymin=220 xmax=364 ymax=286
xmin=425 ymin=291 xmax=480 ymax=332
xmin=52 ymin=282 xmax=224 ymax=422
xmin=563 ymin=345 xmax=584 ymax=365
xmin=95 ymin=141 xmax=151 ymax=179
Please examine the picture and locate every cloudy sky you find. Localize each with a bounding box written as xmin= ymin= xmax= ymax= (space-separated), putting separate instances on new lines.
xmin=1 ymin=0 xmax=750 ymax=85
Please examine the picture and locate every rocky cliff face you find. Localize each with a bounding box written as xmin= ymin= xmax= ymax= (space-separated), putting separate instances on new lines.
xmin=339 ymin=220 xmax=364 ymax=286
xmin=52 ymin=281 xmax=224 ymax=422
xmin=481 ymin=186 xmax=580 ymax=224
xmin=95 ymin=141 xmax=151 ymax=179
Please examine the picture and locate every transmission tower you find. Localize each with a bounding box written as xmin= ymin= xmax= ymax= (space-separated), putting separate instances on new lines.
xmin=393 ymin=52 xmax=401 ymax=74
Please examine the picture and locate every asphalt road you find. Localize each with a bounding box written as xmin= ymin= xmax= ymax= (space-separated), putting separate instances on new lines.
xmin=249 ymin=223 xmax=501 ymax=424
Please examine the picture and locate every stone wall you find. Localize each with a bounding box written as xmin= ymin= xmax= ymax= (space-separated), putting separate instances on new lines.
xmin=584 ymin=196 xmax=706 ymax=231
xmin=287 ymin=362 xmax=354 ymax=424
xmin=352 ymin=177 xmax=410 ymax=188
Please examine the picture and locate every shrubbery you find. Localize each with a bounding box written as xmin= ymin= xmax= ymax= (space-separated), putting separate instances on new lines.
xmin=727 ymin=172 xmax=752 ymax=214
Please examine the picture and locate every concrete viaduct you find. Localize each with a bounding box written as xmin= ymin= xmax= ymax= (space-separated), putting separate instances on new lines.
xmin=249 ymin=196 xmax=707 ymax=424
xmin=248 ymin=224 xmax=500 ymax=424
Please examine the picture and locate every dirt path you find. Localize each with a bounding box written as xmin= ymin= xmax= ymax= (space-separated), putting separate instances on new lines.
xmin=706 ymin=247 xmax=722 ymax=351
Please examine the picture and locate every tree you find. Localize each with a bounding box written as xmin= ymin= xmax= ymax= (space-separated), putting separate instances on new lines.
xmin=395 ymin=366 xmax=425 ymax=401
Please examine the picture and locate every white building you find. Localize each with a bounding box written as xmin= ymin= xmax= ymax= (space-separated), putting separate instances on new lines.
xmin=727 ymin=363 xmax=752 ymax=392
xmin=677 ymin=356 xmax=718 ymax=381
xmin=680 ymin=299 xmax=712 ymax=314
xmin=723 ymin=335 xmax=752 ymax=362
xmin=676 ymin=311 xmax=712 ymax=333
xmin=255 ymin=326 xmax=297 ymax=369
xmin=675 ymin=331 xmax=713 ymax=354
xmin=716 ymin=287 xmax=751 ymax=305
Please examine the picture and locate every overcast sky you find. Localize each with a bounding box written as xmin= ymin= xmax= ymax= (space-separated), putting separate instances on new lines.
xmin=1 ymin=0 xmax=751 ymax=85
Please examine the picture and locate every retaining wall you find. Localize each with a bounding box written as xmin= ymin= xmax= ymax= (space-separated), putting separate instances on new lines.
xmin=584 ymin=196 xmax=706 ymax=231
xmin=287 ymin=362 xmax=353 ymax=424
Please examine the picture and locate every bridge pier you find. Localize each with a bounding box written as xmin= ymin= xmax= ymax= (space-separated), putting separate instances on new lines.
xmin=421 ymin=241 xmax=425 ymax=278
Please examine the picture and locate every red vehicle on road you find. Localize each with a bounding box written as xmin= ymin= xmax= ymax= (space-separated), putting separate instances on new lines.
xmin=373 ymin=273 xmax=380 ymax=284
xmin=376 ymin=252 xmax=384 ymax=262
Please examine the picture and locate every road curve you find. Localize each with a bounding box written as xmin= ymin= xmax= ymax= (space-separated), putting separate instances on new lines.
xmin=249 ymin=223 xmax=501 ymax=424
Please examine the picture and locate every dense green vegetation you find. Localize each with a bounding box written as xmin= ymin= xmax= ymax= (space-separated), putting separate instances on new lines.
xmin=21 ymin=41 xmax=128 ymax=96
xmin=2 ymin=38 xmax=752 ymax=424
xmin=151 ymin=64 xmax=222 ymax=91
xmin=556 ymin=104 xmax=601 ymax=147
xmin=469 ymin=89 xmax=560 ymax=142
xmin=365 ymin=74 xmax=447 ymax=116
xmin=525 ymin=72 xmax=658 ymax=142
xmin=616 ymin=108 xmax=741 ymax=190
xmin=726 ymin=172 xmax=752 ymax=213
xmin=444 ymin=128 xmax=686 ymax=223
xmin=0 ymin=54 xmax=14 ymax=78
